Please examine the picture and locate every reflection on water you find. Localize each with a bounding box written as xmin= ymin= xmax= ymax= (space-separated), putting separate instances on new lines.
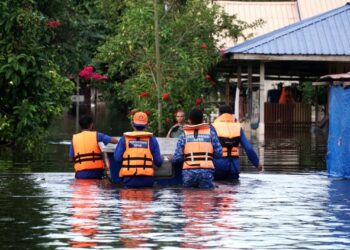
xmin=0 ymin=108 xmax=344 ymax=249
xmin=0 ymin=173 xmax=350 ymax=249
xmin=119 ymin=189 xmax=155 ymax=248
xmin=69 ymin=179 xmax=103 ymax=248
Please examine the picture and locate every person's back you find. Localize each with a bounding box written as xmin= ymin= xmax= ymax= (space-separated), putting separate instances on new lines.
xmin=69 ymin=115 xmax=118 ymax=179
xmin=114 ymin=112 xmax=163 ymax=188
xmin=212 ymin=105 xmax=263 ymax=180
xmin=172 ymin=108 xmax=222 ymax=189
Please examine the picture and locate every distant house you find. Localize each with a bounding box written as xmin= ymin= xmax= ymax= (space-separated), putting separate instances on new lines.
xmin=216 ymin=2 xmax=350 ymax=134
xmin=214 ymin=0 xmax=349 ymax=47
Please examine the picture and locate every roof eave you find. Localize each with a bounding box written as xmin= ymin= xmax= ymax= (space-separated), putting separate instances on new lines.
xmin=230 ymin=53 xmax=350 ymax=62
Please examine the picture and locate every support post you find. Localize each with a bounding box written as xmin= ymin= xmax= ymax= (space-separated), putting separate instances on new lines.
xmin=248 ymin=64 xmax=253 ymax=119
xmin=236 ymin=65 xmax=242 ymax=121
xmin=224 ymin=75 xmax=230 ymax=105
xmin=259 ymin=62 xmax=266 ymax=135
xmin=258 ymin=62 xmax=266 ymax=166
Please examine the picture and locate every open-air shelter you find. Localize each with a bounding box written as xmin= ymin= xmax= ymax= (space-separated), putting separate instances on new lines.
xmin=216 ymin=3 xmax=350 ymax=135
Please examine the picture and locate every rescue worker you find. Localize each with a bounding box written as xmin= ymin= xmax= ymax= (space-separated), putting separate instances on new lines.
xmin=212 ymin=105 xmax=263 ymax=181
xmin=114 ymin=112 xmax=163 ymax=188
xmin=172 ymin=108 xmax=222 ymax=189
xmin=166 ymin=110 xmax=185 ymax=138
xmin=69 ymin=115 xmax=118 ymax=179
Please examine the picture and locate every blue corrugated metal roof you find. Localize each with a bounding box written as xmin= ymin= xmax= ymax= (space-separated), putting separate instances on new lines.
xmin=225 ymin=3 xmax=350 ymax=56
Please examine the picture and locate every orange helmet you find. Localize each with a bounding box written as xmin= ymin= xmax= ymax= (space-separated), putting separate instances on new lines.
xmin=133 ymin=112 xmax=148 ymax=126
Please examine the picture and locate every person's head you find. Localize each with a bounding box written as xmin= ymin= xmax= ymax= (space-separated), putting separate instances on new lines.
xmin=79 ymin=115 xmax=93 ymax=130
xmin=175 ymin=110 xmax=185 ymax=124
xmin=219 ymin=105 xmax=233 ymax=115
xmin=189 ymin=108 xmax=203 ymax=125
xmin=132 ymin=112 xmax=148 ymax=131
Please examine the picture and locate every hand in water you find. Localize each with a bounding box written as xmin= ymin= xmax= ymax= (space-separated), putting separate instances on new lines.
xmin=163 ymin=155 xmax=173 ymax=162
xmin=257 ymin=165 xmax=264 ymax=172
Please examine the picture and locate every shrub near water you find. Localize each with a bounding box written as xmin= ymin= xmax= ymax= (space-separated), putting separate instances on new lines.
xmin=0 ymin=1 xmax=74 ymax=151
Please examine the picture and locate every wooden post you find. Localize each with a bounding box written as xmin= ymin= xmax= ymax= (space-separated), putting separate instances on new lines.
xmin=248 ymin=64 xmax=253 ymax=119
xmin=259 ymin=62 xmax=266 ymax=134
xmin=236 ymin=65 xmax=242 ymax=121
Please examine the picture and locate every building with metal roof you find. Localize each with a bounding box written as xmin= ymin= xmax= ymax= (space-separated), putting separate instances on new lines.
xmin=214 ymin=0 xmax=349 ymax=48
xmin=226 ymin=3 xmax=350 ymax=59
xmin=215 ymin=1 xmax=299 ymax=47
xmin=217 ymin=3 xmax=350 ymax=135
xmin=297 ymin=0 xmax=349 ymax=19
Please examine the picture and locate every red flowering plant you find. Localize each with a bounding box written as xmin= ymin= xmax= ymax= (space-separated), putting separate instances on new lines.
xmin=93 ymin=0 xmax=260 ymax=134
xmin=47 ymin=19 xmax=61 ymax=28
xmin=79 ymin=65 xmax=107 ymax=82
xmin=78 ymin=66 xmax=108 ymax=104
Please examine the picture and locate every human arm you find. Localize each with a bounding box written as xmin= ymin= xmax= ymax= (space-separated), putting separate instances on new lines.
xmin=172 ymin=133 xmax=185 ymax=167
xmin=166 ymin=124 xmax=179 ymax=138
xmin=97 ymin=132 xmax=118 ymax=145
xmin=113 ymin=137 xmax=126 ymax=163
xmin=210 ymin=126 xmax=223 ymax=159
xmin=150 ymin=137 xmax=163 ymax=167
xmin=110 ymin=137 xmax=118 ymax=144
xmin=69 ymin=144 xmax=74 ymax=162
xmin=240 ymin=128 xmax=263 ymax=171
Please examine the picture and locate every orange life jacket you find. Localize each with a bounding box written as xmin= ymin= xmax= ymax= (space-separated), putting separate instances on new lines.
xmin=72 ymin=131 xmax=104 ymax=172
xmin=212 ymin=113 xmax=240 ymax=157
xmin=183 ymin=123 xmax=214 ymax=169
xmin=119 ymin=131 xmax=154 ymax=177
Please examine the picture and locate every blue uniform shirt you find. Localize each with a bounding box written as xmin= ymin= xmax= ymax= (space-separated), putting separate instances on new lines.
xmin=69 ymin=131 xmax=113 ymax=179
xmin=213 ymin=128 xmax=260 ymax=179
xmin=172 ymin=125 xmax=223 ymax=166
xmin=114 ymin=136 xmax=163 ymax=167
xmin=113 ymin=135 xmax=163 ymax=188
xmin=69 ymin=132 xmax=113 ymax=158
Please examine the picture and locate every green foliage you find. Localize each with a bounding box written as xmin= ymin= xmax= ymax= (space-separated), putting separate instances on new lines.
xmin=0 ymin=1 xmax=74 ymax=151
xmin=94 ymin=0 xmax=261 ymax=134
xmin=298 ymin=82 xmax=328 ymax=105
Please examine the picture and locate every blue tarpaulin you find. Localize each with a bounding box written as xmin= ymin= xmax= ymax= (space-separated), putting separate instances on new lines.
xmin=327 ymin=85 xmax=350 ymax=178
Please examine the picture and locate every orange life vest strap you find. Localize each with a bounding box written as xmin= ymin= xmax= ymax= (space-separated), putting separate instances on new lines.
xmin=74 ymin=152 xmax=102 ymax=164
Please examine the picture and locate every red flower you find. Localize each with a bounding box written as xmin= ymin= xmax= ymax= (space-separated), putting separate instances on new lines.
xmin=144 ymin=110 xmax=151 ymax=116
xmin=219 ymin=48 xmax=226 ymax=56
xmin=47 ymin=20 xmax=61 ymax=28
xmin=162 ymin=93 xmax=170 ymax=101
xmin=128 ymin=109 xmax=137 ymax=115
xmin=92 ymin=73 xmax=108 ymax=81
xmin=205 ymin=74 xmax=211 ymax=81
xmin=200 ymin=43 xmax=208 ymax=49
xmin=195 ymin=98 xmax=202 ymax=105
xmin=139 ymin=91 xmax=150 ymax=98
xmin=210 ymin=80 xmax=216 ymax=87
xmin=79 ymin=65 xmax=94 ymax=80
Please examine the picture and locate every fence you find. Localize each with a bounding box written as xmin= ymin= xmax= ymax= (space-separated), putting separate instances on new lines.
xmin=264 ymin=103 xmax=311 ymax=127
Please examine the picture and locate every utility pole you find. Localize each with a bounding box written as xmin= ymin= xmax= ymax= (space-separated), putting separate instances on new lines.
xmin=154 ymin=0 xmax=162 ymax=135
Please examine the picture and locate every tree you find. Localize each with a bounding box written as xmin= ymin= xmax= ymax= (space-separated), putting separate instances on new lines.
xmin=0 ymin=1 xmax=76 ymax=150
xmin=0 ymin=0 xmax=126 ymax=151
xmin=94 ymin=0 xmax=262 ymax=134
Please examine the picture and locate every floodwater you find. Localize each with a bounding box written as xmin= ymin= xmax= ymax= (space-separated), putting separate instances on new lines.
xmin=1 ymin=108 xmax=350 ymax=249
